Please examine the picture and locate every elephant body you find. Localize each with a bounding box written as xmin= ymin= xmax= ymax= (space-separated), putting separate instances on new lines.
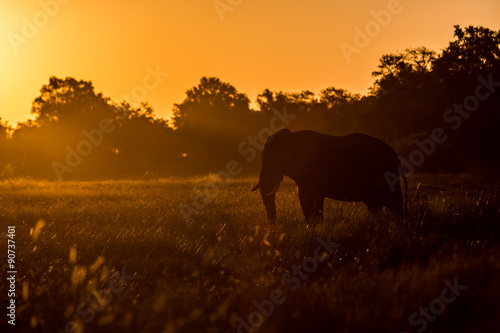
xmin=252 ymin=129 xmax=407 ymax=223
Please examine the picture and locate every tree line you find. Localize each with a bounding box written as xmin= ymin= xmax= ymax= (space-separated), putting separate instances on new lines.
xmin=0 ymin=25 xmax=499 ymax=180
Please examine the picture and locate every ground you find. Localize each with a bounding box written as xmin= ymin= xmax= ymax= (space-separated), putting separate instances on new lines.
xmin=0 ymin=175 xmax=499 ymax=333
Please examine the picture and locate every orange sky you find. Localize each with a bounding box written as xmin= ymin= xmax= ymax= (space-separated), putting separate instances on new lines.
xmin=1 ymin=0 xmax=499 ymax=126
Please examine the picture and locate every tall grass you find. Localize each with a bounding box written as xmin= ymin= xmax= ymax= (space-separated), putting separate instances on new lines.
xmin=0 ymin=176 xmax=498 ymax=332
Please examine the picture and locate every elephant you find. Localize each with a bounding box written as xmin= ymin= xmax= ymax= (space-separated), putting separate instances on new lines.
xmin=251 ymin=129 xmax=407 ymax=223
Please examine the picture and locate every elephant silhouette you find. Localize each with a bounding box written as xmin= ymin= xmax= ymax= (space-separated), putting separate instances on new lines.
xmin=251 ymin=129 xmax=407 ymax=223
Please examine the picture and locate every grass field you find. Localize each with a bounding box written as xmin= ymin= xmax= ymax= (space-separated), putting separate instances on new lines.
xmin=0 ymin=175 xmax=499 ymax=333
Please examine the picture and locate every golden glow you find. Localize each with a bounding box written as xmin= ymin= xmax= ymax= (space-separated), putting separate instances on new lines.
xmin=1 ymin=0 xmax=499 ymax=126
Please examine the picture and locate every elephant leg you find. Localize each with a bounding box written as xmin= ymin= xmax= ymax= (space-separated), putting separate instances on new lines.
xmin=299 ymin=187 xmax=324 ymax=222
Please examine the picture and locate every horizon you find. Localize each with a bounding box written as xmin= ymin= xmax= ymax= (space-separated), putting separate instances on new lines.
xmin=1 ymin=0 xmax=499 ymax=126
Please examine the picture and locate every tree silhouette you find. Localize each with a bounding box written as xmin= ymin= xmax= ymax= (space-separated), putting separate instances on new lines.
xmin=172 ymin=77 xmax=252 ymax=133
xmin=31 ymin=77 xmax=115 ymax=127
xmin=364 ymin=47 xmax=443 ymax=142
xmin=319 ymin=87 xmax=361 ymax=108
xmin=0 ymin=118 xmax=13 ymax=177
xmin=110 ymin=102 xmax=180 ymax=177
xmin=172 ymin=77 xmax=255 ymax=172
xmin=434 ymin=25 xmax=500 ymax=96
xmin=0 ymin=25 xmax=498 ymax=179
xmin=432 ymin=26 xmax=500 ymax=171
xmin=371 ymin=47 xmax=437 ymax=95
xmin=9 ymin=77 xmax=182 ymax=179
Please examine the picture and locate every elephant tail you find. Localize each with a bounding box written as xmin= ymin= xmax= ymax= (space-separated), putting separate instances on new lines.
xmin=399 ymin=165 xmax=408 ymax=215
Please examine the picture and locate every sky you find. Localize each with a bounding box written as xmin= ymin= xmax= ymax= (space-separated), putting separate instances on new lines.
xmin=0 ymin=0 xmax=499 ymax=127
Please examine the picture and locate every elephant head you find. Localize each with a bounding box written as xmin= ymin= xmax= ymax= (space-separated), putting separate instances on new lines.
xmin=251 ymin=128 xmax=292 ymax=223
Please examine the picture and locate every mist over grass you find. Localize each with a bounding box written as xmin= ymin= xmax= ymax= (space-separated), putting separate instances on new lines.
xmin=0 ymin=176 xmax=499 ymax=332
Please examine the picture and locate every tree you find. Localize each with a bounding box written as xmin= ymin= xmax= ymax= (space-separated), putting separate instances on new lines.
xmin=256 ymin=89 xmax=324 ymax=132
xmin=433 ymin=25 xmax=500 ymax=95
xmin=13 ymin=77 xmax=181 ymax=179
xmin=31 ymin=77 xmax=115 ymax=127
xmin=433 ymin=26 xmax=500 ymax=171
xmin=370 ymin=47 xmax=437 ymax=95
xmin=364 ymin=47 xmax=443 ymax=141
xmin=315 ymin=87 xmax=364 ymax=136
xmin=319 ymin=87 xmax=360 ymax=108
xmin=110 ymin=102 xmax=180 ymax=177
xmin=0 ymin=118 xmax=13 ymax=177
xmin=0 ymin=118 xmax=11 ymax=141
xmin=172 ymin=77 xmax=254 ymax=173
xmin=172 ymin=77 xmax=252 ymax=133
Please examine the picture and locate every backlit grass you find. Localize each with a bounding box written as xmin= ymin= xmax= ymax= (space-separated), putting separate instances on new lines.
xmin=0 ymin=175 xmax=499 ymax=332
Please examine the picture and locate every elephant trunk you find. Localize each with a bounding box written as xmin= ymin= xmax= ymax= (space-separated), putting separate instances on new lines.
xmin=260 ymin=180 xmax=280 ymax=223
xmin=261 ymin=192 xmax=277 ymax=224
xmin=251 ymin=180 xmax=280 ymax=223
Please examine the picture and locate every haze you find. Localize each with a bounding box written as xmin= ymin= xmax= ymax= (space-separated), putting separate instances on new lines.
xmin=1 ymin=0 xmax=499 ymax=126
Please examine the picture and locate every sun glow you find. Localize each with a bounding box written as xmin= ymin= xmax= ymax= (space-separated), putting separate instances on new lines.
xmin=0 ymin=0 xmax=499 ymax=126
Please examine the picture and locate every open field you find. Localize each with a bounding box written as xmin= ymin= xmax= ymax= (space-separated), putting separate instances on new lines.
xmin=0 ymin=175 xmax=499 ymax=333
